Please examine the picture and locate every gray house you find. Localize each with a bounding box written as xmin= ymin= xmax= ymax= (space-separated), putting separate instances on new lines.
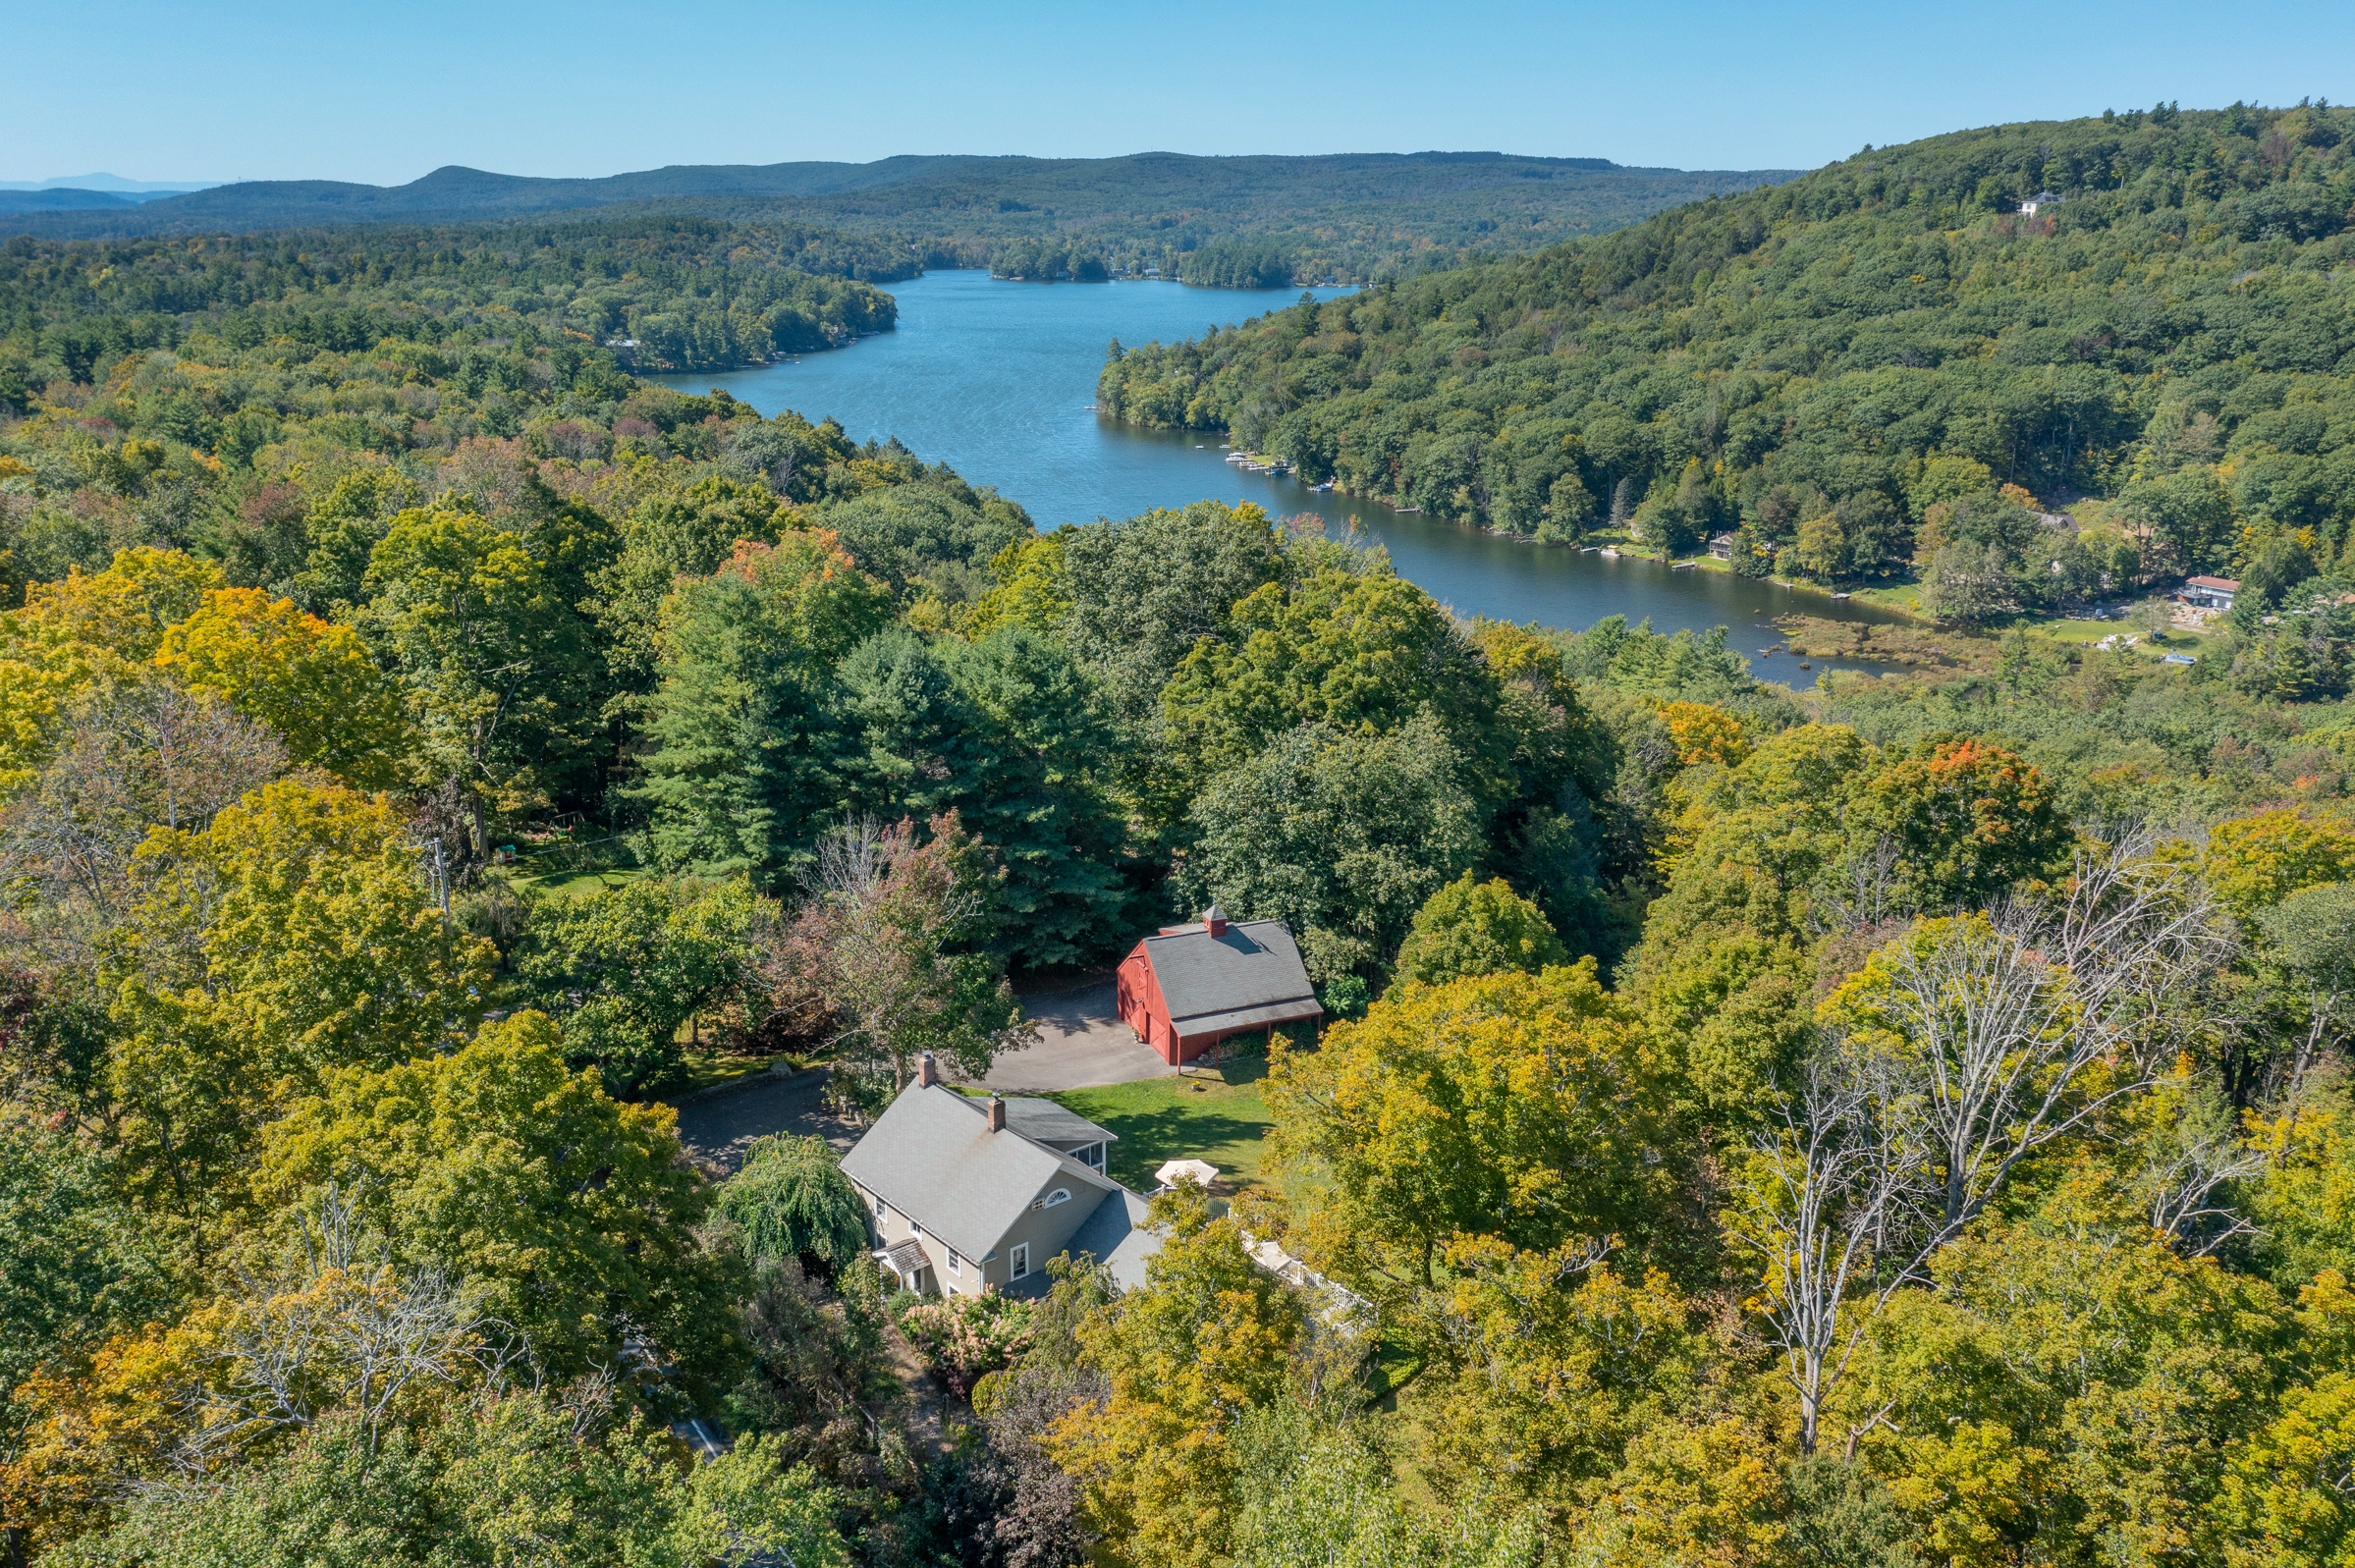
xmin=839 ymin=1054 xmax=1161 ymax=1298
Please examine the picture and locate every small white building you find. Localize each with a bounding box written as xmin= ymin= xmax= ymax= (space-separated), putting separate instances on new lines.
xmin=2019 ymin=190 xmax=2062 ymax=217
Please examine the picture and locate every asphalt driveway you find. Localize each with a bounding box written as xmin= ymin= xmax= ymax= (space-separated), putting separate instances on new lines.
xmin=673 ymin=1068 xmax=850 ymax=1173
xmin=986 ymin=982 xmax=1170 ymax=1092
xmin=674 ymin=984 xmax=1169 ymax=1168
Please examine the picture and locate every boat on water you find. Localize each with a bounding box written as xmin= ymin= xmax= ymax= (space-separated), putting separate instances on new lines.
xmin=1599 ymin=547 xmax=1619 ymax=558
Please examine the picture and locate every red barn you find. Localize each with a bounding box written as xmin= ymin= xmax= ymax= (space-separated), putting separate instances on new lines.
xmin=1116 ymin=905 xmax=1324 ymax=1065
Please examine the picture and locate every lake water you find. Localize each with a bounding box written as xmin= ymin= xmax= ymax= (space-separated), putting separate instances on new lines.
xmin=659 ymin=269 xmax=1905 ymax=676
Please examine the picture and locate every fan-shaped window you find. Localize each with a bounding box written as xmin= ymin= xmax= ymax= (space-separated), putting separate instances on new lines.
xmin=1032 ymin=1188 xmax=1072 ymax=1212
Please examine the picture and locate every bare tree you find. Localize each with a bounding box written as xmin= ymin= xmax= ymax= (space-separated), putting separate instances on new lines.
xmin=1736 ymin=830 xmax=2234 ymax=1455
xmin=0 ymin=680 xmax=284 ymax=924
xmin=1730 ymin=1044 xmax=1931 ymax=1457
xmin=1855 ymin=827 xmax=2231 ymax=1237
xmin=2253 ymin=882 xmax=2355 ymax=1104
xmin=2138 ymin=1102 xmax=2268 ymax=1257
xmin=171 ymin=1185 xmax=515 ymax=1467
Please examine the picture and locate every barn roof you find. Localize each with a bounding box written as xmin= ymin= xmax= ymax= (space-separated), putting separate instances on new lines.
xmin=1138 ymin=918 xmax=1321 ymax=1034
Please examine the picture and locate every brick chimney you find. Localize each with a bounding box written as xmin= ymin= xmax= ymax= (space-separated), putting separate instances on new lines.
xmin=917 ymin=1052 xmax=938 ymax=1087
xmin=987 ymin=1092 xmax=1006 ymax=1132
xmin=1204 ymin=902 xmax=1229 ymax=938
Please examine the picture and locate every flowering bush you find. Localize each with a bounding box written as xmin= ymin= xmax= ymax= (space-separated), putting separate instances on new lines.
xmin=894 ymin=1292 xmax=1034 ymax=1396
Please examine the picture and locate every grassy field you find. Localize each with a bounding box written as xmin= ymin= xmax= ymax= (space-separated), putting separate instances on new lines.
xmin=962 ymin=1055 xmax=1280 ymax=1192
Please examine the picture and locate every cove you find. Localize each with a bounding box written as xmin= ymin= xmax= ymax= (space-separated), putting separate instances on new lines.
xmin=658 ymin=269 xmax=1907 ymax=676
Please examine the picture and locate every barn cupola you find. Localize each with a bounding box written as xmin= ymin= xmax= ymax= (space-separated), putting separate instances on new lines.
xmin=1204 ymin=903 xmax=1229 ymax=938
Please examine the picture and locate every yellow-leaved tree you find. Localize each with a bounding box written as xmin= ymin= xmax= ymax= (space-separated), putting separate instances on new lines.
xmin=252 ymin=1011 xmax=745 ymax=1402
xmin=154 ymin=588 xmax=407 ymax=786
xmin=0 ymin=549 xmax=226 ymax=786
xmin=1265 ymin=960 xmax=1671 ymax=1307
xmin=1044 ymin=1193 xmax=1301 ymax=1568
xmin=101 ymin=778 xmax=493 ymax=1263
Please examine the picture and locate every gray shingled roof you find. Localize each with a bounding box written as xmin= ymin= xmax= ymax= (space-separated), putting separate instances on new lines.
xmin=841 ymin=1081 xmax=1118 ymax=1263
xmin=944 ymin=1093 xmax=1118 ymax=1146
xmin=1005 ymin=1187 xmax=1163 ymax=1298
xmin=1141 ymin=918 xmax=1319 ymax=1029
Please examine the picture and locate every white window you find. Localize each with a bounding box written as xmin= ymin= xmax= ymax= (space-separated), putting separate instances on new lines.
xmin=948 ymin=1248 xmax=962 ymax=1277
xmin=1030 ymin=1188 xmax=1070 ymax=1212
xmin=910 ymin=1219 xmax=924 ymax=1238
xmin=1011 ymin=1243 xmax=1030 ymax=1280
xmin=874 ymin=1194 xmax=889 ymax=1220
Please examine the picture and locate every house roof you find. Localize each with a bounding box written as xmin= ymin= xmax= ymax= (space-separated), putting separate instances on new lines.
xmin=1006 ymin=1186 xmax=1162 ymax=1298
xmin=841 ymin=1080 xmax=1118 ymax=1263
xmin=1137 ymin=918 xmax=1320 ymax=1030
xmin=944 ymin=1092 xmax=1117 ymax=1146
xmin=2187 ymin=575 xmax=2241 ymax=591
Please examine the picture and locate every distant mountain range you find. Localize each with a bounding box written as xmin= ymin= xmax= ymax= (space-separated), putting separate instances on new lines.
xmin=0 ymin=173 xmax=218 ymax=212
xmin=0 ymin=172 xmax=221 ymax=190
xmin=0 ymin=150 xmax=1794 ymax=232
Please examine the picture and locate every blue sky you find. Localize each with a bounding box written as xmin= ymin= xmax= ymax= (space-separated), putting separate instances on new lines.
xmin=11 ymin=0 xmax=2352 ymax=186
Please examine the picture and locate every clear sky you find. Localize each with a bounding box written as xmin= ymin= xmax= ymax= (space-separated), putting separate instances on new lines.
xmin=11 ymin=0 xmax=2351 ymax=187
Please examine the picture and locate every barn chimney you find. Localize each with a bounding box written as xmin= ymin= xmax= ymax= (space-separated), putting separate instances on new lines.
xmin=1204 ymin=903 xmax=1229 ymax=938
xmin=987 ymin=1092 xmax=1006 ymax=1132
xmin=917 ymin=1052 xmax=939 ymax=1087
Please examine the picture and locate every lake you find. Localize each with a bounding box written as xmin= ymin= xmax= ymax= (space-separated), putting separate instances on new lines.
xmin=659 ymin=269 xmax=1906 ymax=676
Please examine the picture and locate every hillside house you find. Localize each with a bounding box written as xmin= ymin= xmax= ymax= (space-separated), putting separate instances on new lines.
xmin=2182 ymin=575 xmax=2240 ymax=611
xmin=2019 ymin=190 xmax=2062 ymax=216
xmin=839 ymin=1054 xmax=1159 ymax=1298
xmin=1708 ymin=531 xmax=1739 ymax=560
xmin=1116 ymin=906 xmax=1323 ymax=1065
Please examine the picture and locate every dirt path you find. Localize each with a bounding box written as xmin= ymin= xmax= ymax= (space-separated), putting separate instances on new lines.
xmin=882 ymin=1320 xmax=961 ymax=1457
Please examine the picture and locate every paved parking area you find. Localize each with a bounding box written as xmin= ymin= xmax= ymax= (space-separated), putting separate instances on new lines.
xmin=986 ymin=982 xmax=1170 ymax=1092
xmin=674 ymin=985 xmax=1170 ymax=1168
xmin=673 ymin=1069 xmax=850 ymax=1173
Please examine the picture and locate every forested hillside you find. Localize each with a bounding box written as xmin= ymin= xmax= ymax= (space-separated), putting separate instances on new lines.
xmin=0 ymin=216 xmax=908 ymax=378
xmin=14 ymin=104 xmax=2355 ymax=1568
xmin=1102 ymin=101 xmax=2355 ymax=622
xmin=7 ymin=151 xmax=1796 ymax=289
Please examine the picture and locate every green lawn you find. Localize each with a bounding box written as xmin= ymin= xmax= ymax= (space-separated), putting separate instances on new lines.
xmin=503 ymin=834 xmax=647 ymax=899
xmin=964 ymin=1056 xmax=1280 ymax=1192
xmin=2036 ymin=617 xmax=2215 ymax=658
xmin=659 ymin=1051 xmax=798 ymax=1103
